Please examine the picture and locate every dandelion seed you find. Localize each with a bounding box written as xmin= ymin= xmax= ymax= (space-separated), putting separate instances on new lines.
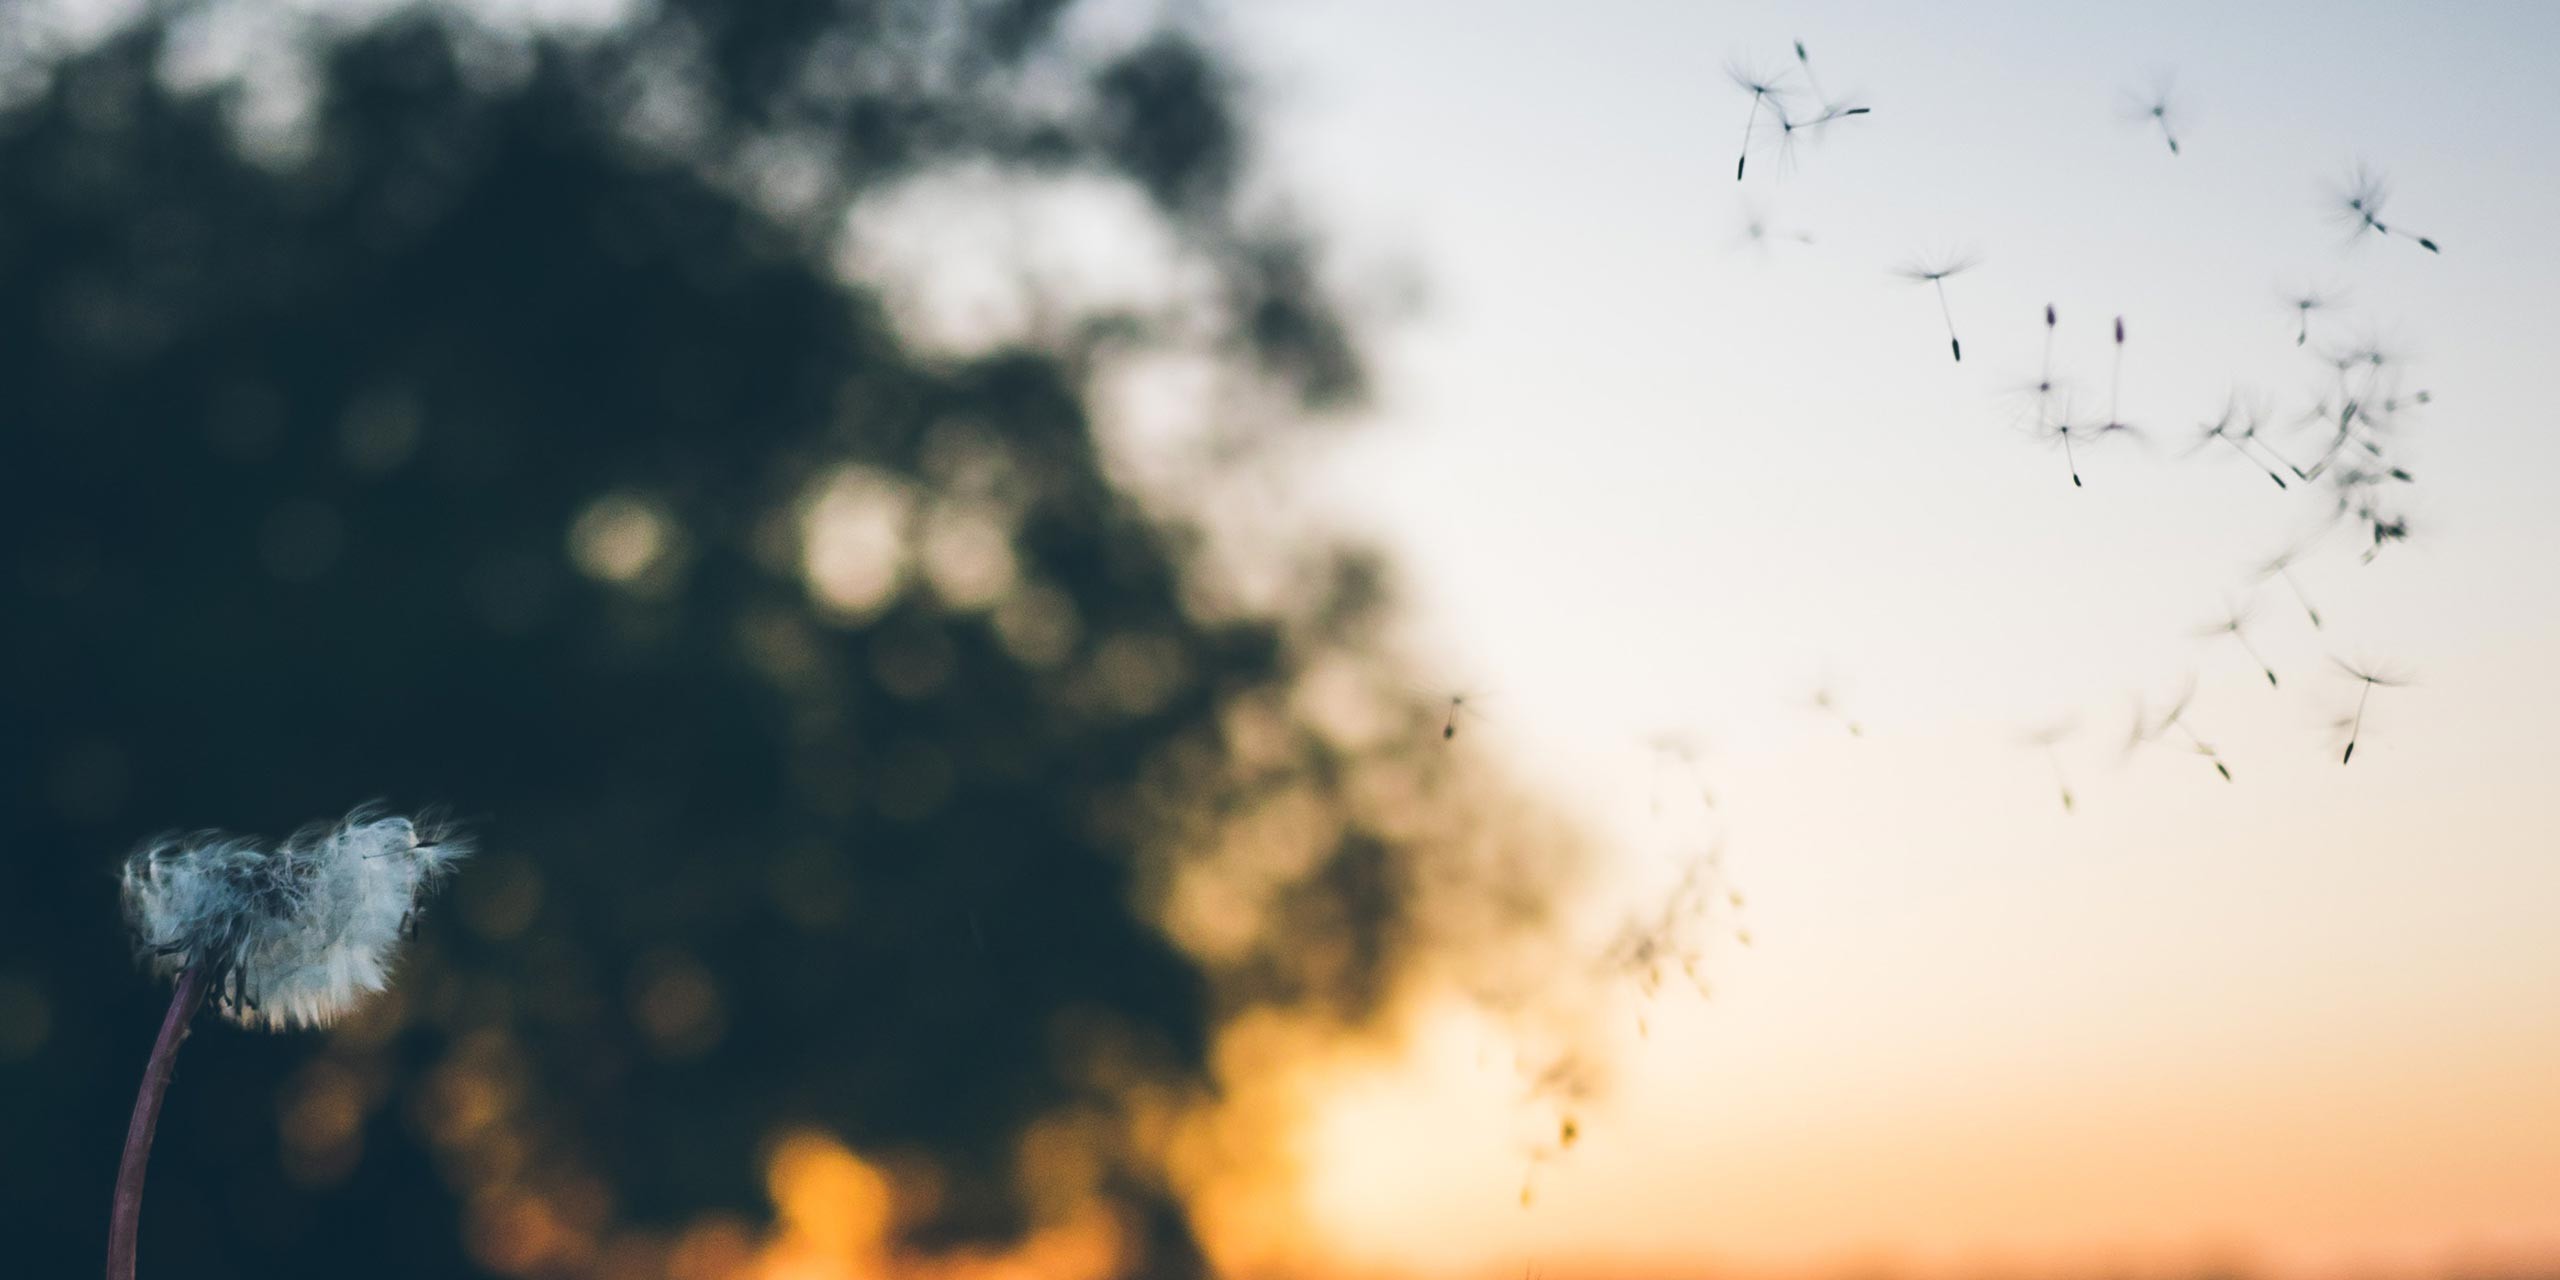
xmin=1644 ymin=731 xmax=1718 ymax=814
xmin=1738 ymin=198 xmax=1816 ymax=254
xmin=1764 ymin=39 xmax=1872 ymax=170
xmin=1436 ymin=691 xmax=1487 ymax=740
xmin=2361 ymin=512 xmax=2412 ymax=564
xmin=2195 ymin=598 xmax=2281 ymax=688
xmin=108 ymin=807 xmax=467 ymax=1280
xmin=2105 ymin=315 xmax=2132 ymax=434
xmin=2127 ymin=681 xmax=2233 ymax=782
xmin=1407 ymin=683 xmax=1494 ymax=742
xmin=1728 ymin=59 xmax=1794 ymax=182
xmin=2333 ymin=657 xmax=2412 ymax=763
xmin=1895 ymin=250 xmax=1980 ymax=363
xmin=2188 ymin=393 xmax=2290 ymax=489
xmin=2279 ymin=280 xmax=2348 ymax=347
xmin=2029 ymin=393 xmax=2141 ymax=489
xmin=2254 ymin=543 xmax=2325 ymax=629
xmin=2021 ymin=717 xmax=2078 ymax=812
xmin=2120 ymin=74 xmax=2182 ymax=155
xmin=2329 ymin=163 xmax=2441 ymax=254
xmin=1808 ymin=679 xmax=1864 ymax=737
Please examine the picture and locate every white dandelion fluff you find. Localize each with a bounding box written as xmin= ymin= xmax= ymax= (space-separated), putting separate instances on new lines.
xmin=108 ymin=806 xmax=467 ymax=1280
xmin=120 ymin=805 xmax=469 ymax=1029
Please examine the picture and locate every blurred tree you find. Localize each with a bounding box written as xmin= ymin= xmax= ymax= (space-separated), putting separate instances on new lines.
xmin=0 ymin=3 xmax=1559 ymax=1278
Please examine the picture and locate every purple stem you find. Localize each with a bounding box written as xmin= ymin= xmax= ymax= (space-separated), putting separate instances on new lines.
xmin=107 ymin=962 xmax=211 ymax=1280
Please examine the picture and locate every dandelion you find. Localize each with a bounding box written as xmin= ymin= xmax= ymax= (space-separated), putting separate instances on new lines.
xmin=108 ymin=807 xmax=467 ymax=1280
xmin=2333 ymin=658 xmax=2412 ymax=763
xmin=2328 ymin=163 xmax=2440 ymax=254
xmin=1896 ymin=250 xmax=1980 ymax=363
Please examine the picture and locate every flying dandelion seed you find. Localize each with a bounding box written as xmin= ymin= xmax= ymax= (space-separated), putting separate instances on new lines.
xmin=1794 ymin=40 xmax=1829 ymax=108
xmin=2104 ymin=314 xmax=2136 ymax=434
xmin=2333 ymin=658 xmax=2412 ymax=763
xmin=1808 ymin=679 xmax=1864 ymax=737
xmin=2329 ymin=163 xmax=2441 ymax=254
xmin=2029 ymin=393 xmax=2141 ymax=489
xmin=1763 ymin=39 xmax=1872 ymax=170
xmin=2120 ymin=74 xmax=2182 ymax=155
xmin=2127 ymin=681 xmax=2233 ymax=782
xmin=1896 ymin=250 xmax=1980 ymax=363
xmin=1728 ymin=59 xmax=1794 ymax=182
xmin=2040 ymin=302 xmax=2059 ymax=394
xmin=2254 ymin=543 xmax=2326 ymax=629
xmin=109 ymin=807 xmax=467 ymax=1280
xmin=2279 ymin=280 xmax=2348 ymax=347
xmin=2021 ymin=717 xmax=2079 ymax=813
xmin=2188 ymin=393 xmax=2290 ymax=490
xmin=1604 ymin=847 xmax=1724 ymax=1000
xmin=2361 ymin=511 xmax=2412 ymax=563
xmin=1738 ymin=197 xmax=1816 ymax=253
xmin=1407 ymin=683 xmax=1494 ymax=742
xmin=1437 ymin=691 xmax=1488 ymax=740
xmin=1644 ymin=731 xmax=1718 ymax=815
xmin=2195 ymin=598 xmax=2282 ymax=688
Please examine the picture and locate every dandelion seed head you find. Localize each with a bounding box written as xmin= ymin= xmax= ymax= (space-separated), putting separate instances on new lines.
xmin=120 ymin=806 xmax=468 ymax=1030
xmin=1893 ymin=249 xmax=1981 ymax=283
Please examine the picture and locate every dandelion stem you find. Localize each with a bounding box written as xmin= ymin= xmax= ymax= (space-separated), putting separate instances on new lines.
xmin=2345 ymin=679 xmax=2373 ymax=764
xmin=2282 ymin=568 xmax=2322 ymax=629
xmin=1935 ymin=279 xmax=1960 ymax=362
xmin=2238 ymin=633 xmax=2280 ymax=688
xmin=108 ymin=962 xmax=211 ymax=1280
xmin=1738 ymin=94 xmax=1761 ymax=181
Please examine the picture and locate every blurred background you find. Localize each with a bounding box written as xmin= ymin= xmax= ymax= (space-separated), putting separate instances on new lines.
xmin=2 ymin=2 xmax=2556 ymax=1279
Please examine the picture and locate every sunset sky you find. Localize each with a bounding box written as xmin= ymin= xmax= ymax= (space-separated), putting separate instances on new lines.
xmin=1213 ymin=1 xmax=2560 ymax=1275
xmin=21 ymin=1 xmax=2554 ymax=1276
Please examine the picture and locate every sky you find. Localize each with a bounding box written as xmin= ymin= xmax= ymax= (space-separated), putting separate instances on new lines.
xmin=1207 ymin=1 xmax=2560 ymax=1276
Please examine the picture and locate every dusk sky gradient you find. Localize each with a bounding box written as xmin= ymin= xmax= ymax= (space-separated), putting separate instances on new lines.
xmin=1217 ymin=2 xmax=2560 ymax=1275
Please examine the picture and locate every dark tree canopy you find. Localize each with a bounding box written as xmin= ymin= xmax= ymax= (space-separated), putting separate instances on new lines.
xmin=0 ymin=3 xmax=1561 ymax=1278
